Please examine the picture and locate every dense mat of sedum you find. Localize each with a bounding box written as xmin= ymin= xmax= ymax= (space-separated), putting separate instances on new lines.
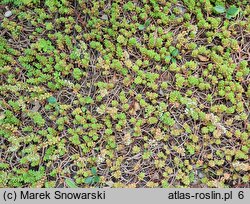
xmin=0 ymin=0 xmax=249 ymax=187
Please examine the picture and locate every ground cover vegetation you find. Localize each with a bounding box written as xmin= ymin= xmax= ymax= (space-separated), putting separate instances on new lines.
xmin=0 ymin=0 xmax=249 ymax=188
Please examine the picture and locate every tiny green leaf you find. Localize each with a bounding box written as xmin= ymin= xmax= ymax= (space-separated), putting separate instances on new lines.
xmin=189 ymin=172 xmax=195 ymax=182
xmin=171 ymin=58 xmax=177 ymax=63
xmin=213 ymin=5 xmax=226 ymax=14
xmin=93 ymin=176 xmax=100 ymax=183
xmin=138 ymin=24 xmax=145 ymax=30
xmin=47 ymin=96 xmax=57 ymax=104
xmin=165 ymin=56 xmax=172 ymax=60
xmin=171 ymin=48 xmax=179 ymax=57
xmin=226 ymin=6 xmax=240 ymax=19
xmin=85 ymin=177 xmax=93 ymax=184
xmin=144 ymin=19 xmax=150 ymax=27
xmin=91 ymin=167 xmax=97 ymax=175
xmin=168 ymin=46 xmax=175 ymax=53
xmin=65 ymin=178 xmax=78 ymax=188
xmin=165 ymin=56 xmax=172 ymax=63
xmin=85 ymin=96 xmax=93 ymax=104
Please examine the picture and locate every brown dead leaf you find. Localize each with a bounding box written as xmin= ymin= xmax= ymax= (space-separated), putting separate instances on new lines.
xmin=223 ymin=173 xmax=231 ymax=180
xmin=133 ymin=161 xmax=141 ymax=171
xmin=198 ymin=55 xmax=209 ymax=62
xmin=123 ymin=132 xmax=132 ymax=145
xmin=0 ymin=112 xmax=5 ymax=120
xmin=31 ymin=100 xmax=41 ymax=112
xmin=123 ymin=50 xmax=130 ymax=60
xmin=134 ymin=102 xmax=140 ymax=111
xmin=129 ymin=102 xmax=140 ymax=115
xmin=152 ymin=171 xmax=159 ymax=181
xmin=111 ymin=74 xmax=118 ymax=83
